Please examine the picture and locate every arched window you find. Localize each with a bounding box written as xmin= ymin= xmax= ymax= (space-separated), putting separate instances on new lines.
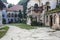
xmin=34 ymin=3 xmax=39 ymax=13
xmin=12 ymin=13 xmax=14 ymax=17
xmin=15 ymin=14 xmax=17 ymax=17
xmin=46 ymin=16 xmax=48 ymax=22
xmin=7 ymin=13 xmax=10 ymax=17
xmin=2 ymin=14 xmax=4 ymax=17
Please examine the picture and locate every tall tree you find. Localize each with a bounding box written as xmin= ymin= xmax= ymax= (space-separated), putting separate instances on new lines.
xmin=18 ymin=10 xmax=22 ymax=18
xmin=18 ymin=0 xmax=30 ymax=18
xmin=18 ymin=10 xmax=22 ymax=22
xmin=8 ymin=4 xmax=14 ymax=8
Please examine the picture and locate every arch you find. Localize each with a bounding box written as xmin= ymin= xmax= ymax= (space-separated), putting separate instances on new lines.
xmin=50 ymin=15 xmax=53 ymax=26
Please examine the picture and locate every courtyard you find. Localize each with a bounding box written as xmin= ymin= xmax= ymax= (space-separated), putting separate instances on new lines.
xmin=0 ymin=24 xmax=60 ymax=40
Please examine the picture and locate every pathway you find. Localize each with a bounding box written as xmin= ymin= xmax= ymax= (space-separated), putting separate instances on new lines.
xmin=0 ymin=25 xmax=60 ymax=40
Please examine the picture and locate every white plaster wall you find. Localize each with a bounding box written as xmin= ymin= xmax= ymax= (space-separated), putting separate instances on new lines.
xmin=2 ymin=10 xmax=8 ymax=24
xmin=55 ymin=14 xmax=59 ymax=26
xmin=0 ymin=11 xmax=3 ymax=25
xmin=27 ymin=17 xmax=31 ymax=25
xmin=7 ymin=11 xmax=19 ymax=23
xmin=51 ymin=13 xmax=60 ymax=29
xmin=39 ymin=0 xmax=57 ymax=24
xmin=45 ymin=15 xmax=50 ymax=26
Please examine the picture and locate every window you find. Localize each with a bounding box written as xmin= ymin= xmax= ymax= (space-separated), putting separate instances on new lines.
xmin=15 ymin=14 xmax=17 ymax=17
xmin=7 ymin=13 xmax=10 ymax=17
xmin=12 ymin=13 xmax=14 ymax=17
xmin=58 ymin=0 xmax=60 ymax=4
xmin=46 ymin=16 xmax=48 ymax=22
xmin=2 ymin=14 xmax=4 ymax=17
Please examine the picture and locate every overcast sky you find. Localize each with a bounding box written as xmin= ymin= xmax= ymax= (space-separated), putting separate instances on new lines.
xmin=7 ymin=0 xmax=20 ymax=5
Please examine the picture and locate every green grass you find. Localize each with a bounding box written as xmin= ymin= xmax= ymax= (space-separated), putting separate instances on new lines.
xmin=0 ymin=26 xmax=9 ymax=38
xmin=10 ymin=23 xmax=37 ymax=30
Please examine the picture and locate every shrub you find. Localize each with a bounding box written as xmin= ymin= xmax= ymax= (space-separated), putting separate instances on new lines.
xmin=31 ymin=21 xmax=37 ymax=26
xmin=18 ymin=18 xmax=26 ymax=23
xmin=2 ymin=18 xmax=6 ymax=24
xmin=56 ymin=5 xmax=60 ymax=8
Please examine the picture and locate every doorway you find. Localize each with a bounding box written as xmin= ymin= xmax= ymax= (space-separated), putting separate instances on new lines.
xmin=50 ymin=15 xmax=53 ymax=26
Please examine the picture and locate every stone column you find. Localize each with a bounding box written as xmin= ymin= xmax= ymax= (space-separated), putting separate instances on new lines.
xmin=27 ymin=17 xmax=31 ymax=25
xmin=45 ymin=15 xmax=46 ymax=26
xmin=37 ymin=15 xmax=40 ymax=22
xmin=52 ymin=14 xmax=60 ymax=30
xmin=48 ymin=15 xmax=50 ymax=26
xmin=56 ymin=14 xmax=60 ymax=29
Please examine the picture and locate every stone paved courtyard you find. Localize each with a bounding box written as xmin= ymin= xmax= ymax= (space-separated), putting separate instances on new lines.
xmin=0 ymin=25 xmax=60 ymax=40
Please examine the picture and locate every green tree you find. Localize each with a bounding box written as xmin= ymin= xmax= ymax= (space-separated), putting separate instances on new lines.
xmin=18 ymin=10 xmax=22 ymax=22
xmin=8 ymin=4 xmax=14 ymax=8
xmin=18 ymin=0 xmax=30 ymax=18
xmin=56 ymin=0 xmax=60 ymax=8
xmin=2 ymin=18 xmax=6 ymax=24
xmin=18 ymin=10 xmax=22 ymax=18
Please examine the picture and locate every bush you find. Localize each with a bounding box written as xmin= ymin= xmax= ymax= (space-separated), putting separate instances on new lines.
xmin=31 ymin=21 xmax=43 ymax=26
xmin=31 ymin=21 xmax=37 ymax=26
xmin=56 ymin=4 xmax=60 ymax=8
xmin=2 ymin=18 xmax=6 ymax=24
xmin=22 ymin=19 xmax=26 ymax=24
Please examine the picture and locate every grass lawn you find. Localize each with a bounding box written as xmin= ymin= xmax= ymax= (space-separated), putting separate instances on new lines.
xmin=0 ymin=26 xmax=9 ymax=38
xmin=9 ymin=23 xmax=37 ymax=30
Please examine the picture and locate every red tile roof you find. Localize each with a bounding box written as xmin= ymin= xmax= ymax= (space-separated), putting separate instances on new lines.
xmin=7 ymin=5 xmax=23 ymax=12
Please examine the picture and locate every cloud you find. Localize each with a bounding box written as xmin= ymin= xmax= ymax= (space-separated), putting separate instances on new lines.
xmin=7 ymin=0 xmax=20 ymax=5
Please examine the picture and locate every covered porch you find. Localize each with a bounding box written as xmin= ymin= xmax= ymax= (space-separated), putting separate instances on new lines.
xmin=45 ymin=12 xmax=60 ymax=29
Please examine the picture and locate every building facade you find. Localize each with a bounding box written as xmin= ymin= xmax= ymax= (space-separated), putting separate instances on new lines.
xmin=27 ymin=0 xmax=57 ymax=25
xmin=0 ymin=0 xmax=6 ymax=25
xmin=44 ymin=9 xmax=60 ymax=29
xmin=44 ymin=0 xmax=60 ymax=29
xmin=2 ymin=5 xmax=23 ymax=24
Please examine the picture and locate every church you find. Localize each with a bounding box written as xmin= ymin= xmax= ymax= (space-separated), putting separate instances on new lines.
xmin=26 ymin=0 xmax=57 ymax=25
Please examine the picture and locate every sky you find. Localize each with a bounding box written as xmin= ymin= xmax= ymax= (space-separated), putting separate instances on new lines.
xmin=7 ymin=0 xmax=20 ymax=5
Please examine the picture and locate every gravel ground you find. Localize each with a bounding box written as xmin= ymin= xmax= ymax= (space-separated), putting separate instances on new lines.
xmin=0 ymin=25 xmax=60 ymax=40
